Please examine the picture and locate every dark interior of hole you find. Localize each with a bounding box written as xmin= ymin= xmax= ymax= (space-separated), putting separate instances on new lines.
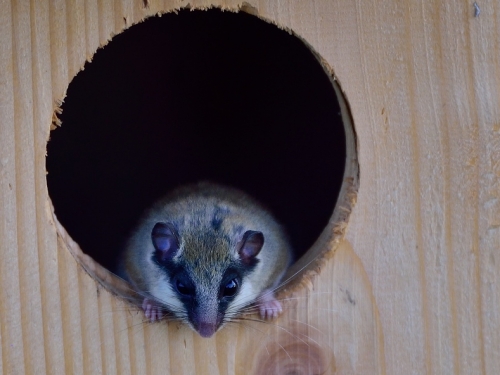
xmin=46 ymin=9 xmax=346 ymax=273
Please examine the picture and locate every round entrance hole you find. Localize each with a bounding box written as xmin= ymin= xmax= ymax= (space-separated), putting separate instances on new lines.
xmin=47 ymin=9 xmax=357 ymax=296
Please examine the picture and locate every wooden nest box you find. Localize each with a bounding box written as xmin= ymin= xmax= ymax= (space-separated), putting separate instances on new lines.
xmin=1 ymin=1 xmax=499 ymax=374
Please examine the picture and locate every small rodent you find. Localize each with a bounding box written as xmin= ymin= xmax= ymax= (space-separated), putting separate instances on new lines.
xmin=120 ymin=182 xmax=292 ymax=338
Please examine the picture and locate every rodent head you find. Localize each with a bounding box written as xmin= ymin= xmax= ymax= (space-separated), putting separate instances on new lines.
xmin=150 ymin=221 xmax=264 ymax=338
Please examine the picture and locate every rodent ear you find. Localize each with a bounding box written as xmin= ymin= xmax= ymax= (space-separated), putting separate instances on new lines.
xmin=151 ymin=222 xmax=179 ymax=262
xmin=238 ymin=230 xmax=264 ymax=265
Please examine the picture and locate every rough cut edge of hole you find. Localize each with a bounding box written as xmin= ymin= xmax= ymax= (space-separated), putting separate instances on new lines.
xmin=277 ymin=69 xmax=359 ymax=298
xmin=48 ymin=4 xmax=359 ymax=309
xmin=49 ymin=197 xmax=142 ymax=305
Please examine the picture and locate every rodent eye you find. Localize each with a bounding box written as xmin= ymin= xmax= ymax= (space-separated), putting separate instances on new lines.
xmin=175 ymin=279 xmax=194 ymax=296
xmin=223 ymin=278 xmax=238 ymax=297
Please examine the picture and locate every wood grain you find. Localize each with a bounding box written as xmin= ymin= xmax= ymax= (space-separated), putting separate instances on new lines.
xmin=0 ymin=0 xmax=499 ymax=374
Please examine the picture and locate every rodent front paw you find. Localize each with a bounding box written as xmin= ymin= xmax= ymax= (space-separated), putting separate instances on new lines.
xmin=142 ymin=298 xmax=164 ymax=322
xmin=258 ymin=291 xmax=283 ymax=319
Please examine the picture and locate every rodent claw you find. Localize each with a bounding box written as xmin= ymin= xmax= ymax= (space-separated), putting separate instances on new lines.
xmin=142 ymin=298 xmax=164 ymax=322
xmin=259 ymin=297 xmax=282 ymax=320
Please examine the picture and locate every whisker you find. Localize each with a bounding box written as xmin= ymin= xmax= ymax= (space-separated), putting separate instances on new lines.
xmin=233 ymin=320 xmax=292 ymax=361
xmin=286 ymin=319 xmax=323 ymax=335
xmin=219 ymin=260 xmax=316 ymax=309
xmin=232 ymin=317 xmax=311 ymax=349
xmin=119 ymin=319 xmax=149 ymax=335
xmin=266 ymin=255 xmax=326 ymax=296
xmin=224 ymin=321 xmax=271 ymax=356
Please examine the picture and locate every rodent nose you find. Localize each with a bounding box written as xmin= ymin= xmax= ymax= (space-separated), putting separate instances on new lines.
xmin=197 ymin=321 xmax=217 ymax=338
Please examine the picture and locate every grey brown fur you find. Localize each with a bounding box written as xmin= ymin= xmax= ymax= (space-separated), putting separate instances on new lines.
xmin=121 ymin=182 xmax=292 ymax=337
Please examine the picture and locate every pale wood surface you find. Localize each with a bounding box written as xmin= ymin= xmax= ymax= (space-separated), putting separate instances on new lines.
xmin=1 ymin=0 xmax=499 ymax=374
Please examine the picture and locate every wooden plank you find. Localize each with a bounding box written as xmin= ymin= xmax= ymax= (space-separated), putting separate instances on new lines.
xmin=57 ymin=235 xmax=84 ymax=375
xmin=79 ymin=266 xmax=104 ymax=374
xmin=1 ymin=0 xmax=499 ymax=374
xmin=48 ymin=0 xmax=69 ymax=103
xmin=342 ymin=1 xmax=500 ymax=374
xmin=97 ymin=289 xmax=119 ymax=375
xmin=84 ymin=0 xmax=99 ymax=60
xmin=11 ymin=1 xmax=55 ymax=374
xmin=66 ymin=0 xmax=86 ymax=79
xmin=0 ymin=1 xmax=26 ymax=373
xmin=31 ymin=0 xmax=67 ymax=373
